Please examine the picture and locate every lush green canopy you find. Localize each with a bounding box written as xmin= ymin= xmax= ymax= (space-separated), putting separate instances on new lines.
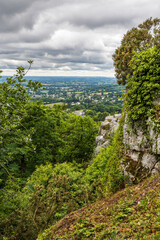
xmin=113 ymin=17 xmax=160 ymax=85
xmin=123 ymin=46 xmax=160 ymax=128
xmin=0 ymin=64 xmax=98 ymax=183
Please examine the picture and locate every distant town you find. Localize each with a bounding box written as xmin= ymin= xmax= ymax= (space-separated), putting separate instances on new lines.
xmin=0 ymin=76 xmax=124 ymax=121
xmin=30 ymin=76 xmax=124 ymax=121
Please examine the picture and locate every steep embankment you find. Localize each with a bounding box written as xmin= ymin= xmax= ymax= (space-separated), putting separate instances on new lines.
xmin=37 ymin=173 xmax=160 ymax=240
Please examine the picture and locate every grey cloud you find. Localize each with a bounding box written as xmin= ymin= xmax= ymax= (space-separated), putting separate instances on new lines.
xmin=45 ymin=0 xmax=160 ymax=29
xmin=0 ymin=0 xmax=33 ymax=15
xmin=0 ymin=0 xmax=159 ymax=75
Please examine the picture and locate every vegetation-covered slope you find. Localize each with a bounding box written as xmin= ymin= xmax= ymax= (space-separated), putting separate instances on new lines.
xmin=37 ymin=173 xmax=160 ymax=240
xmin=0 ymin=17 xmax=159 ymax=240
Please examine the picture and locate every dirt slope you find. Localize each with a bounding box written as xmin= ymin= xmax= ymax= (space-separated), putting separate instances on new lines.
xmin=37 ymin=173 xmax=160 ymax=240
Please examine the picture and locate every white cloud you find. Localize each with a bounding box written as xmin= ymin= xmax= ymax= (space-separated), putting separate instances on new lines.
xmin=0 ymin=0 xmax=159 ymax=76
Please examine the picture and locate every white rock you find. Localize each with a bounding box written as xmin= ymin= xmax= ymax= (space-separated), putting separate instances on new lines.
xmin=96 ymin=136 xmax=106 ymax=146
xmin=95 ymin=114 xmax=121 ymax=155
xmin=141 ymin=153 xmax=157 ymax=170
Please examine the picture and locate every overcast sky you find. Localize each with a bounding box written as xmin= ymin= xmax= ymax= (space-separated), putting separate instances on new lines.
xmin=0 ymin=0 xmax=159 ymax=76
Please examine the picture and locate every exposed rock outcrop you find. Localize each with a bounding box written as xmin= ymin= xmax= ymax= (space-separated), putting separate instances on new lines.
xmin=95 ymin=114 xmax=121 ymax=155
xmin=122 ymin=115 xmax=160 ymax=183
xmin=96 ymin=105 xmax=160 ymax=183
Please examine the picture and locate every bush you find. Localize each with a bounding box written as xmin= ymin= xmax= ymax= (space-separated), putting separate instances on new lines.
xmin=85 ymin=114 xmax=125 ymax=194
xmin=0 ymin=162 xmax=103 ymax=240
xmin=124 ymin=47 xmax=160 ymax=129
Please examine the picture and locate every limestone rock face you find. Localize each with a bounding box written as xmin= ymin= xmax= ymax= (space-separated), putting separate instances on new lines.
xmin=95 ymin=106 xmax=160 ymax=183
xmin=123 ymin=119 xmax=160 ymax=154
xmin=122 ymin=99 xmax=160 ymax=183
xmin=95 ymin=114 xmax=121 ymax=155
xmin=122 ymin=121 xmax=160 ymax=183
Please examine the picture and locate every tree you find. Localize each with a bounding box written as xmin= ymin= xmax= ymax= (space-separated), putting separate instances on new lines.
xmin=57 ymin=114 xmax=98 ymax=165
xmin=113 ymin=17 xmax=160 ymax=85
xmin=20 ymin=102 xmax=65 ymax=172
xmin=0 ymin=62 xmax=42 ymax=180
xmin=123 ymin=46 xmax=160 ymax=127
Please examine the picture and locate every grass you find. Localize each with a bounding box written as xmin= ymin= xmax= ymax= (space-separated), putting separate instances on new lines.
xmin=37 ymin=173 xmax=160 ymax=240
xmin=46 ymin=102 xmax=64 ymax=107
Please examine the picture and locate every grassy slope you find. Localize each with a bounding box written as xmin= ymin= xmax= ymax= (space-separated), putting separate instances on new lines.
xmin=37 ymin=173 xmax=160 ymax=240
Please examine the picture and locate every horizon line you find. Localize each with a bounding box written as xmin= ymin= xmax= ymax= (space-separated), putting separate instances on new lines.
xmin=1 ymin=75 xmax=116 ymax=78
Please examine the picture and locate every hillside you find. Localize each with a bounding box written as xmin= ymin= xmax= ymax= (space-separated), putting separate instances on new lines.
xmin=38 ymin=173 xmax=160 ymax=240
xmin=0 ymin=19 xmax=159 ymax=240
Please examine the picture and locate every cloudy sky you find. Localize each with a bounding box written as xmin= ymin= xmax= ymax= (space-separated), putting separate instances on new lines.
xmin=0 ymin=0 xmax=159 ymax=76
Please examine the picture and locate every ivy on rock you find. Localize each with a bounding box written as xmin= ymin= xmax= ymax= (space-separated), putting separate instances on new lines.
xmin=123 ymin=46 xmax=160 ymax=129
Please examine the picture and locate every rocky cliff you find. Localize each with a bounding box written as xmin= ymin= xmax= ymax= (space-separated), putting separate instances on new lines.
xmin=95 ymin=114 xmax=121 ymax=155
xmin=96 ymin=110 xmax=160 ymax=183
xmin=122 ymin=116 xmax=160 ymax=183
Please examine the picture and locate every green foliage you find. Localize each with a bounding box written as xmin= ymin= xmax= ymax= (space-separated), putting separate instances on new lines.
xmin=57 ymin=114 xmax=98 ymax=165
xmin=85 ymin=114 xmax=125 ymax=194
xmin=74 ymin=218 xmax=95 ymax=239
xmin=84 ymin=103 xmax=122 ymax=122
xmin=20 ymin=103 xmax=98 ymax=172
xmin=1 ymin=34 xmax=159 ymax=240
xmin=37 ymin=173 xmax=160 ymax=240
xmin=27 ymin=163 xmax=54 ymax=187
xmin=113 ymin=17 xmax=160 ymax=85
xmin=0 ymin=162 xmax=103 ymax=240
xmin=0 ymin=62 xmax=42 ymax=181
xmin=0 ymin=63 xmax=99 ymax=239
xmin=20 ymin=102 xmax=65 ymax=171
xmin=111 ymin=199 xmax=134 ymax=223
xmin=0 ymin=177 xmax=28 ymax=218
xmin=0 ymin=69 xmax=98 ymax=181
xmin=124 ymin=47 xmax=160 ymax=129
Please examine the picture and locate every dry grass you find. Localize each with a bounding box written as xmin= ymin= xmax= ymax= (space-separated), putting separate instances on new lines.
xmin=38 ymin=172 xmax=160 ymax=240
